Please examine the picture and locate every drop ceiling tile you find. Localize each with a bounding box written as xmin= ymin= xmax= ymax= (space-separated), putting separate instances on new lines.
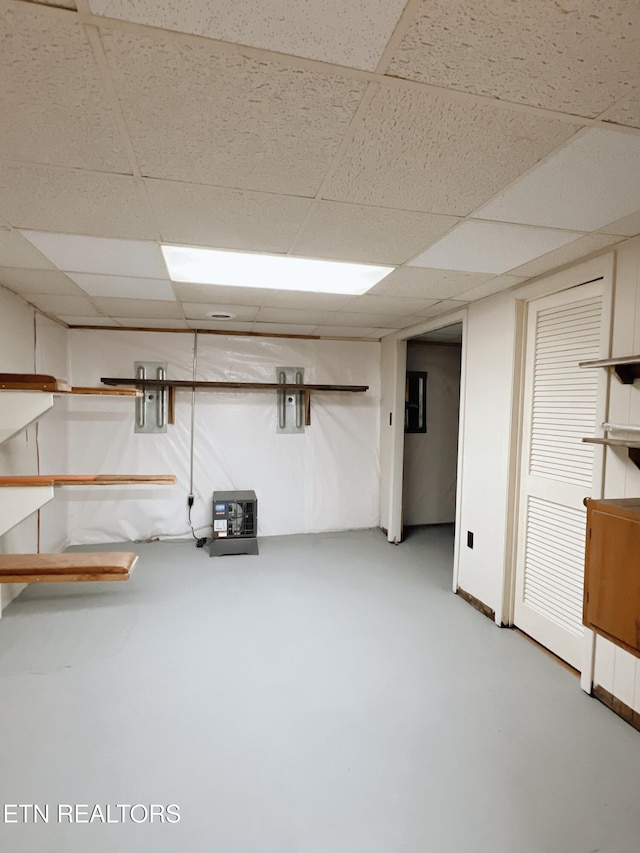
xmin=476 ymin=129 xmax=640 ymax=232
xmin=145 ymin=180 xmax=312 ymax=252
xmin=386 ymin=0 xmax=640 ymax=117
xmin=91 ymin=298 xmax=183 ymax=318
xmin=67 ymin=273 xmax=175 ymax=300
xmin=599 ymin=210 xmax=640 ymax=238
xmin=260 ymin=291 xmax=356 ymax=311
xmin=114 ymin=318 xmax=190 ymax=329
xmin=601 ymin=90 xmax=640 ymax=129
xmin=61 ymin=316 xmax=120 ymax=327
xmin=181 ymin=303 xmax=259 ymax=321
xmin=456 ymin=275 xmax=528 ymax=302
xmin=0 ymin=2 xmax=129 ymax=171
xmin=27 ymin=294 xmax=102 ymax=316
xmin=410 ymin=221 xmax=582 ymax=274
xmin=420 ymin=300 xmax=468 ymax=318
xmin=90 ymin=0 xmax=407 ymax=71
xmin=101 ymin=28 xmax=367 ymax=195
xmin=508 ymin=234 xmax=623 ymax=279
xmin=25 ymin=0 xmax=77 ymax=8
xmin=370 ymin=328 xmax=397 ymax=338
xmin=256 ymin=307 xmax=337 ymax=325
xmin=293 ymin=201 xmax=459 ymax=265
xmin=20 ymin=232 xmax=167 ymax=278
xmin=0 ymin=268 xmax=85 ymax=296
xmin=368 ymin=266 xmax=492 ymax=299
xmin=325 ymin=86 xmax=580 ymax=215
xmin=312 ymin=326 xmax=380 ymax=338
xmin=188 ymin=320 xmax=255 ymax=333
xmin=171 ymin=282 xmax=269 ymax=306
xmin=250 ymin=323 xmax=319 ymax=336
xmin=1 ymin=164 xmax=156 ymax=239
xmin=329 ymin=312 xmax=406 ymax=328
xmin=0 ymin=229 xmax=56 ymax=270
xmin=342 ymin=293 xmax=439 ymax=315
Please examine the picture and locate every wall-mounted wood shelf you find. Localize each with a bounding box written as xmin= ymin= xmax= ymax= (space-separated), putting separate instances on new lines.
xmin=0 ymin=552 xmax=137 ymax=583
xmin=0 ymin=474 xmax=176 ymax=487
xmin=0 ymin=373 xmax=141 ymax=396
xmin=579 ymin=355 xmax=640 ymax=384
xmin=101 ymin=377 xmax=368 ymax=393
xmin=581 ymin=437 xmax=640 ymax=469
xmin=0 ymin=373 xmax=71 ymax=392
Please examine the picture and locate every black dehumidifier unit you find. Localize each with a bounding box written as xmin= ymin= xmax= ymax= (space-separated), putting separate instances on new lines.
xmin=210 ymin=490 xmax=258 ymax=556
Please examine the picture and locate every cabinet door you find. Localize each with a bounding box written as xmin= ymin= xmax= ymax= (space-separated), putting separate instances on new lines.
xmin=585 ymin=507 xmax=640 ymax=658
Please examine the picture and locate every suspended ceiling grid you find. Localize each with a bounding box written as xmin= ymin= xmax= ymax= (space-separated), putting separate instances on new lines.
xmin=0 ymin=0 xmax=639 ymax=337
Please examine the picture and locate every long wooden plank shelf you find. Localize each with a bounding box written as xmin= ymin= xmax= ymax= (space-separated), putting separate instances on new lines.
xmin=0 ymin=373 xmax=141 ymax=396
xmin=0 ymin=373 xmax=71 ymax=392
xmin=579 ymin=355 xmax=640 ymax=384
xmin=0 ymin=475 xmax=176 ymax=487
xmin=101 ymin=377 xmax=368 ymax=392
xmin=0 ymin=552 xmax=137 ymax=583
xmin=582 ymin=437 xmax=640 ymax=469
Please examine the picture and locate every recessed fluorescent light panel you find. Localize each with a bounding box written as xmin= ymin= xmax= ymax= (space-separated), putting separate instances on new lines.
xmin=161 ymin=246 xmax=393 ymax=295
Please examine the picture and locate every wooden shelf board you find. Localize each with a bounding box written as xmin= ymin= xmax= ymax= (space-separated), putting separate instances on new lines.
xmin=69 ymin=386 xmax=142 ymax=397
xmin=0 ymin=474 xmax=176 ymax=487
xmin=579 ymin=355 xmax=640 ymax=384
xmin=101 ymin=377 xmax=368 ymax=393
xmin=583 ymin=437 xmax=640 ymax=469
xmin=0 ymin=552 xmax=137 ymax=583
xmin=0 ymin=373 xmax=71 ymax=392
xmin=582 ymin=437 xmax=640 ymax=448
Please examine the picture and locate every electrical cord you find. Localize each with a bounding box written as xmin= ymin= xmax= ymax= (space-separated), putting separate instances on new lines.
xmin=187 ymin=494 xmax=208 ymax=547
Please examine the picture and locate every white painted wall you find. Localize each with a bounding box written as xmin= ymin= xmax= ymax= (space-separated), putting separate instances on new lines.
xmin=454 ymin=294 xmax=516 ymax=611
xmin=402 ymin=343 xmax=461 ymax=526
xmin=591 ymin=238 xmax=640 ymax=716
xmin=65 ymin=330 xmax=381 ymax=543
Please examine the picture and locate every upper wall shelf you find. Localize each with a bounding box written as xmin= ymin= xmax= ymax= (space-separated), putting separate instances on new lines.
xmin=578 ymin=355 xmax=640 ymax=384
xmin=0 ymin=474 xmax=176 ymax=487
xmin=101 ymin=377 xmax=369 ymax=393
xmin=0 ymin=373 xmax=141 ymax=396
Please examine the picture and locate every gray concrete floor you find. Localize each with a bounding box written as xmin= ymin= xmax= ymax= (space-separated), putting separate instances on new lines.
xmin=0 ymin=525 xmax=639 ymax=852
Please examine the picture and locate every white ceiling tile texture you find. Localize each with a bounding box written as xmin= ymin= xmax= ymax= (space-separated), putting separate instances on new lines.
xmin=292 ymin=201 xmax=459 ymax=265
xmin=100 ymin=28 xmax=368 ymax=195
xmin=27 ymin=293 xmax=103 ymax=316
xmin=324 ymin=86 xmax=581 ymax=215
xmin=171 ymin=282 xmax=269 ymax=306
xmin=369 ymin=266 xmax=493 ymax=299
xmin=599 ymin=210 xmax=640 ymax=237
xmin=182 ymin=303 xmax=259 ymax=321
xmin=0 ymin=163 xmax=157 ymax=239
xmin=386 ymin=0 xmax=640 ymax=118
xmin=67 ymin=273 xmax=176 ymax=300
xmin=20 ymin=232 xmax=167 ymax=278
xmin=0 ymin=229 xmax=56 ymax=269
xmin=508 ymin=233 xmax=623 ymax=278
xmin=0 ymin=2 xmax=129 ymax=171
xmin=0 ymin=268 xmax=85 ymax=296
xmin=89 ymin=0 xmax=408 ymax=71
xmin=91 ymin=297 xmax=183 ymax=318
xmin=145 ymin=180 xmax=312 ymax=252
xmin=455 ymin=275 xmax=528 ymax=302
xmin=602 ymin=90 xmax=640 ymax=129
xmin=476 ymin=128 xmax=640 ymax=232
xmin=63 ymin=316 xmax=119 ymax=326
xmin=410 ymin=221 xmax=582 ymax=274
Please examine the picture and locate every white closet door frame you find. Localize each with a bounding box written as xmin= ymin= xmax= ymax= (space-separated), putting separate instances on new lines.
xmin=503 ymin=255 xmax=612 ymax=687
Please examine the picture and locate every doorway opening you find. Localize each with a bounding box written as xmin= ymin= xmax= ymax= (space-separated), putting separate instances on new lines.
xmin=401 ymin=323 xmax=463 ymax=583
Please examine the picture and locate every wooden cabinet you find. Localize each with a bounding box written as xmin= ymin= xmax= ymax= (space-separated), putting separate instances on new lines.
xmin=584 ymin=498 xmax=640 ymax=658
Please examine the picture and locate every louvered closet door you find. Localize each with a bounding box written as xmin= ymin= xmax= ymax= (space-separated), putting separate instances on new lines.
xmin=514 ymin=281 xmax=607 ymax=670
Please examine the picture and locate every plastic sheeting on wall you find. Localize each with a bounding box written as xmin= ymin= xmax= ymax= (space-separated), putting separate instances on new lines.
xmin=65 ymin=330 xmax=381 ymax=544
